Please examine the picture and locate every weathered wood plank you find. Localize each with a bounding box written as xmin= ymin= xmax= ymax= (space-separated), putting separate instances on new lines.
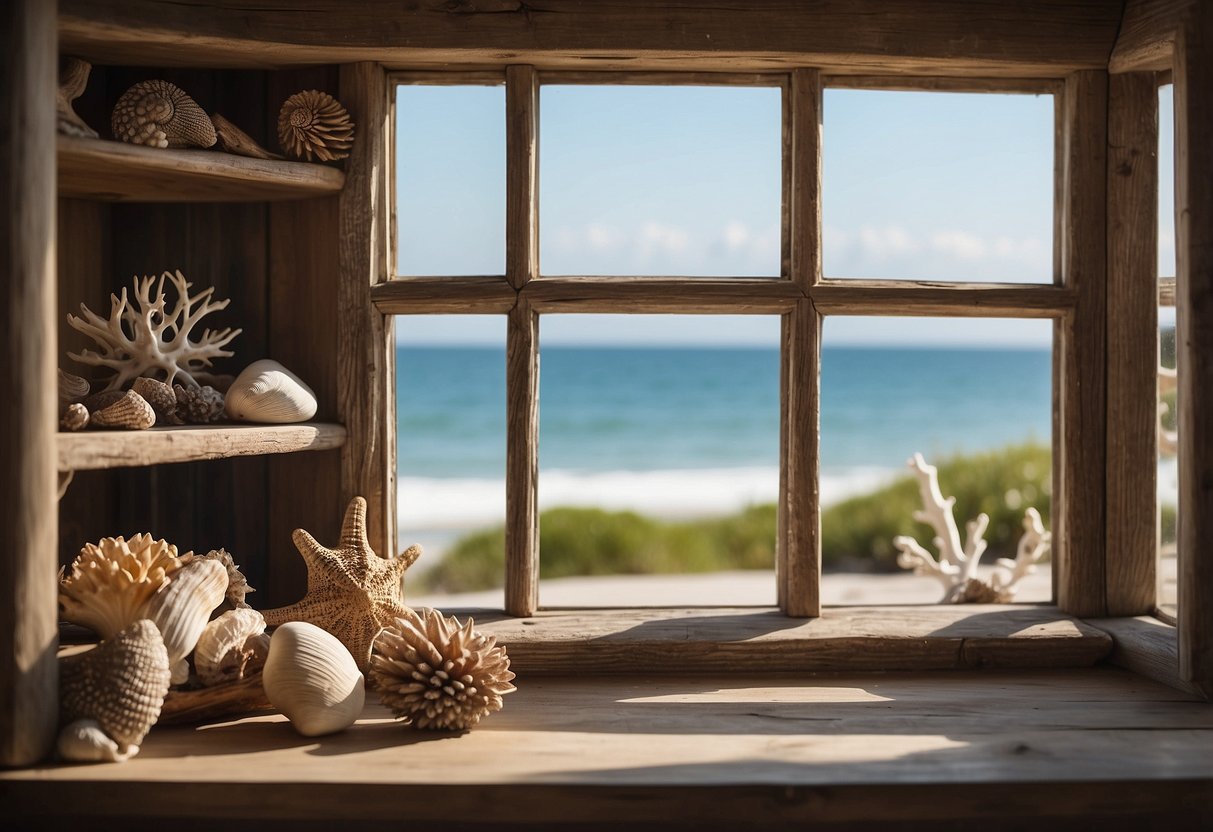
xmin=1105 ymin=72 xmax=1159 ymax=616
xmin=525 ymin=277 xmax=801 ymax=313
xmin=1091 ymin=615 xmax=1205 ymax=697
xmin=505 ymin=298 xmax=539 ymax=616
xmin=824 ymin=76 xmax=1062 ymax=94
xmin=505 ymin=65 xmax=537 ymax=290
xmin=1110 ymin=0 xmax=1194 ymax=74
xmin=810 ymin=280 xmax=1075 ymax=316
xmin=0 ymin=0 xmax=57 ymax=768
xmin=372 ymin=277 xmax=517 ymax=314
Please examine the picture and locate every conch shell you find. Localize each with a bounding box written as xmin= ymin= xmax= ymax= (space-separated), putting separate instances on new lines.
xmin=262 ymin=622 xmax=365 ymax=737
xmin=89 ymin=389 xmax=156 ymax=430
xmin=224 ymin=359 xmax=317 ymax=424
xmin=58 ymin=619 xmax=172 ymax=762
xmin=59 ymin=535 xmax=187 ymax=639
xmin=144 ymin=558 xmax=228 ymax=685
xmin=277 ymin=90 xmax=354 ymax=162
xmin=111 ymin=80 xmax=217 ymax=149
xmin=194 ymin=607 xmax=270 ymax=687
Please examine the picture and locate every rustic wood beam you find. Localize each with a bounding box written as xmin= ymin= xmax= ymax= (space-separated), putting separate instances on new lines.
xmin=1110 ymin=0 xmax=1195 ymax=74
xmin=505 ymin=298 xmax=539 ymax=616
xmin=524 ymin=278 xmax=800 ymax=314
xmin=372 ymin=277 xmax=517 ymax=315
xmin=810 ymin=281 xmax=1075 ymax=317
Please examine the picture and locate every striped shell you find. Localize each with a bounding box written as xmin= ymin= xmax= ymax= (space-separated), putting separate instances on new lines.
xmin=263 ymin=622 xmax=365 ymax=737
xmin=277 ymin=90 xmax=354 ymax=162
xmin=59 ymin=619 xmax=172 ymax=754
xmin=90 ymin=389 xmax=155 ymax=430
xmin=224 ymin=359 xmax=317 ymax=424
xmin=144 ymin=558 xmax=228 ymax=685
xmin=58 ymin=369 xmax=90 ymax=408
xmin=111 ymin=80 xmax=217 ymax=149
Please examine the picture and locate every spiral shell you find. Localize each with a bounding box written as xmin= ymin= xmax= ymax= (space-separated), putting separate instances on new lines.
xmin=224 ymin=359 xmax=317 ymax=424
xmin=112 ymin=80 xmax=217 ymax=149
xmin=90 ymin=389 xmax=155 ymax=430
xmin=277 ymin=90 xmax=354 ymax=162
xmin=144 ymin=558 xmax=228 ymax=685
xmin=262 ymin=622 xmax=365 ymax=737
xmin=61 ymin=403 xmax=90 ymax=432
xmin=59 ymin=619 xmax=172 ymax=758
xmin=59 ymin=535 xmax=188 ymax=639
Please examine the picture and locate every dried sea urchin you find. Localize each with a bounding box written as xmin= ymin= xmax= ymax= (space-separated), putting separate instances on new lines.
xmin=277 ymin=90 xmax=354 ymax=162
xmin=369 ymin=607 xmax=516 ymax=730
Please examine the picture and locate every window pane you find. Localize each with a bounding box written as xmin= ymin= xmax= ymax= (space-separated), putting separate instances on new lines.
xmin=1159 ymin=306 xmax=1177 ymax=617
xmin=823 ymin=90 xmax=1054 ymax=283
xmin=396 ymin=316 xmax=507 ymax=608
xmin=395 ymin=85 xmax=505 ymax=276
xmin=820 ymin=317 xmax=1053 ymax=604
xmin=1160 ymin=84 xmax=1176 ymax=278
xmin=540 ymin=86 xmax=782 ymax=277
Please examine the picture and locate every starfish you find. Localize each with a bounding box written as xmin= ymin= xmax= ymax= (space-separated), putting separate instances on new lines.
xmin=260 ymin=497 xmax=421 ymax=671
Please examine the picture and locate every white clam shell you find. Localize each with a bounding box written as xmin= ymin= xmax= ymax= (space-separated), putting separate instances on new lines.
xmin=224 ymin=359 xmax=317 ymax=424
xmin=194 ymin=607 xmax=269 ymax=687
xmin=57 ymin=719 xmax=137 ymax=763
xmin=144 ymin=559 xmax=228 ymax=685
xmin=262 ymin=622 xmax=364 ymax=737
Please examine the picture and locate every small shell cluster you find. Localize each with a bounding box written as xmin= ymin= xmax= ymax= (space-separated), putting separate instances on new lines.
xmin=112 ymin=80 xmax=217 ymax=149
xmin=263 ymin=622 xmax=365 ymax=737
xmin=225 ymin=360 xmax=317 ymax=424
xmin=59 ymin=370 xmax=91 ymax=431
xmin=369 ymin=607 xmax=516 ymax=731
xmin=277 ymin=90 xmax=355 ymax=162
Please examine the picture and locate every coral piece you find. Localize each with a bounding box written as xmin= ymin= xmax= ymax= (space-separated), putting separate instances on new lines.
xmin=131 ymin=377 xmax=182 ymax=426
xmin=59 ymin=534 xmax=188 ymax=639
xmin=174 ymin=383 xmax=225 ymax=424
xmin=225 ymin=359 xmax=317 ymax=423
xmin=58 ymin=369 xmax=90 ymax=410
xmin=370 ymin=607 xmax=515 ymax=731
xmin=89 ymin=389 xmax=155 ymax=430
xmin=67 ymin=270 xmax=241 ymax=392
xmin=893 ymin=454 xmax=1051 ymax=604
xmin=211 ymin=112 xmax=283 ymax=160
xmin=144 ymin=558 xmax=228 ymax=685
xmin=277 ymin=90 xmax=354 ymax=162
xmin=260 ymin=497 xmax=422 ymax=671
xmin=111 ymin=80 xmax=217 ymax=149
xmin=262 ymin=622 xmax=365 ymax=737
xmin=57 ymin=57 xmax=99 ymax=139
xmin=61 ymin=403 xmax=89 ymax=432
xmin=194 ymin=607 xmax=269 ymax=687
xmin=58 ymin=619 xmax=172 ymax=761
xmin=198 ymin=547 xmax=256 ymax=608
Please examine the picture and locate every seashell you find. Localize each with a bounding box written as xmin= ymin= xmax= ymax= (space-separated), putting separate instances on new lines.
xmin=211 ymin=112 xmax=283 ymax=160
xmin=262 ymin=622 xmax=365 ymax=737
xmin=277 ymin=90 xmax=355 ymax=163
xmin=131 ymin=377 xmax=182 ymax=426
xmin=224 ymin=359 xmax=317 ymax=424
xmin=61 ymin=403 xmax=90 ymax=432
xmin=90 ymin=389 xmax=155 ymax=430
xmin=111 ymin=80 xmax=217 ymax=149
xmin=57 ymin=58 xmax=99 ymax=139
xmin=144 ymin=558 xmax=228 ymax=685
xmin=197 ymin=547 xmax=256 ymax=608
xmin=58 ymin=369 xmax=90 ymax=409
xmin=57 ymin=719 xmax=135 ymax=763
xmin=59 ymin=535 xmax=188 ymax=639
xmin=174 ymin=383 xmax=225 ymax=424
xmin=59 ymin=619 xmax=172 ymax=759
xmin=194 ymin=608 xmax=269 ymax=687
xmin=369 ymin=607 xmax=515 ymax=731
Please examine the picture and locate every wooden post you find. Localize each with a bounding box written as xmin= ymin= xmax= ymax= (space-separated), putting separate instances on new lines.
xmin=782 ymin=69 xmax=822 ymax=617
xmin=0 ymin=0 xmax=58 ymax=766
xmin=1104 ymin=72 xmax=1159 ymax=616
xmin=1055 ymin=70 xmax=1109 ymax=618
xmin=338 ymin=63 xmax=397 ymax=560
xmin=1174 ymin=4 xmax=1213 ymax=695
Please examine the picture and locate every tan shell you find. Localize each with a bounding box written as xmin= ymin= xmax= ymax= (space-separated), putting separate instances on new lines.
xmin=263 ymin=622 xmax=365 ymax=737
xmin=194 ymin=607 xmax=269 ymax=687
xmin=90 ymin=389 xmax=155 ymax=430
xmin=197 ymin=547 xmax=256 ymax=608
xmin=57 ymin=719 xmax=135 ymax=763
xmin=144 ymin=558 xmax=228 ymax=685
xmin=224 ymin=359 xmax=317 ymax=424
xmin=174 ymin=383 xmax=225 ymax=424
xmin=59 ymin=619 xmax=172 ymax=755
xmin=59 ymin=535 xmax=188 ymax=639
xmin=277 ymin=90 xmax=354 ymax=162
xmin=132 ymin=377 xmax=182 ymax=425
xmin=58 ymin=369 xmax=90 ymax=408
xmin=112 ymin=80 xmax=217 ymax=149
xmin=61 ymin=402 xmax=90 ymax=432
xmin=369 ymin=607 xmax=515 ymax=731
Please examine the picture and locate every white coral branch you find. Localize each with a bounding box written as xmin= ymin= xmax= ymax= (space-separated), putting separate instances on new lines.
xmin=989 ymin=507 xmax=1052 ymax=599
xmin=901 ymin=453 xmax=987 ymax=583
xmin=67 ymin=270 xmax=241 ymax=392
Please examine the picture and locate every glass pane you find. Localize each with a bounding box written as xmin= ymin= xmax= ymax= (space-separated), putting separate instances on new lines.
xmin=1159 ymin=306 xmax=1178 ymax=617
xmin=396 ymin=316 xmax=507 ymax=608
xmin=1159 ymin=84 xmax=1176 ymax=278
xmin=539 ymin=86 xmax=782 ymax=277
xmin=820 ymin=317 xmax=1053 ymax=604
xmin=395 ymin=85 xmax=505 ymax=276
xmin=823 ymin=90 xmax=1054 ymax=283
xmin=536 ymin=315 xmax=779 ymax=606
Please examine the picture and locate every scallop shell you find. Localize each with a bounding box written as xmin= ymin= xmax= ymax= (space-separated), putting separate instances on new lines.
xmin=59 ymin=619 xmax=172 ymax=758
xmin=58 ymin=369 xmax=90 ymax=408
xmin=277 ymin=90 xmax=354 ymax=162
xmin=132 ymin=377 xmax=182 ymax=425
xmin=224 ymin=359 xmax=317 ymax=424
xmin=144 ymin=558 xmax=228 ymax=685
xmin=90 ymin=389 xmax=156 ymax=430
xmin=194 ymin=607 xmax=269 ymax=687
xmin=262 ymin=622 xmax=365 ymax=737
xmin=61 ymin=402 xmax=89 ymax=432
xmin=59 ymin=535 xmax=188 ymax=639
xmin=111 ymin=80 xmax=217 ymax=149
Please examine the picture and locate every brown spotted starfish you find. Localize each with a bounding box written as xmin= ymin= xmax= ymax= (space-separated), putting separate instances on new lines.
xmin=261 ymin=497 xmax=421 ymax=670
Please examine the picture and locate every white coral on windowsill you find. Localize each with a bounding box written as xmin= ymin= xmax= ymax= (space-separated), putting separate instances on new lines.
xmin=67 ymin=270 xmax=241 ymax=393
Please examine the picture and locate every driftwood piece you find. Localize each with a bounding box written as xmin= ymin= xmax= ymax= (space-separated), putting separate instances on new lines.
xmin=57 ymin=57 xmax=99 ymax=138
xmin=211 ymin=113 xmax=283 ymax=160
xmin=158 ymin=673 xmax=274 ymax=726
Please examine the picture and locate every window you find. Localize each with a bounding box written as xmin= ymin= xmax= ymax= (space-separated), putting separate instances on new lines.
xmin=1158 ymin=82 xmax=1177 ymax=620
xmin=386 ymin=69 xmax=1074 ymax=618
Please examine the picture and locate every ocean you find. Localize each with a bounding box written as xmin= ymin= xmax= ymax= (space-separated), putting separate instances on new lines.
xmin=395 ymin=345 xmax=1054 ymax=547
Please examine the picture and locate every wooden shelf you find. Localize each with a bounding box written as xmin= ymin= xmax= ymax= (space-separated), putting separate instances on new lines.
xmin=57 ymin=422 xmax=346 ymax=471
xmin=57 ymin=135 xmax=345 ymax=202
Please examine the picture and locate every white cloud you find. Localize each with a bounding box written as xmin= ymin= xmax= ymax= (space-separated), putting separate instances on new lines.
xmin=824 ymin=223 xmax=1050 ymax=282
xmin=543 ymin=220 xmax=780 ymax=275
xmin=930 ymin=230 xmax=985 ymax=261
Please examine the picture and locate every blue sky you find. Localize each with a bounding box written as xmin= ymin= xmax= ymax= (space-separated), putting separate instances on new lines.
xmin=395 ymin=82 xmax=1175 ymax=346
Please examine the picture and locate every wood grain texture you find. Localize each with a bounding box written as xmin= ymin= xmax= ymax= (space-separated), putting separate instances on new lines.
xmin=505 ymin=298 xmax=539 ymax=616
xmin=58 ymin=0 xmax=1121 ymax=75
xmin=540 ymin=70 xmax=786 ymax=86
xmin=1105 ymin=72 xmax=1159 ymax=616
xmin=0 ymin=0 xmax=58 ymax=768
xmin=525 ymin=277 xmax=801 ymax=313
xmin=1055 ymin=71 xmax=1109 ymax=618
xmin=780 ymin=296 xmax=822 ymax=614
xmin=824 ymin=75 xmax=1062 ymax=93
xmin=338 ymin=63 xmax=396 ymax=563
xmin=810 ymin=280 xmax=1074 ymax=316
xmin=1110 ymin=0 xmax=1194 ymax=74
xmin=1091 ymin=615 xmax=1205 ymax=697
xmin=373 ymin=277 xmax=517 ymax=314
xmin=790 ymin=69 xmax=821 ymax=290
xmin=1174 ymin=4 xmax=1213 ymax=697
xmin=57 ymin=423 xmax=347 ymax=471
xmin=57 ymin=135 xmax=345 ymax=202
xmin=505 ymin=65 xmax=537 ymax=289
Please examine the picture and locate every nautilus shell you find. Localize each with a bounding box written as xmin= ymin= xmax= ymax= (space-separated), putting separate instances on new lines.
xmin=277 ymin=90 xmax=355 ymax=162
xmin=111 ymin=80 xmax=217 ymax=150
